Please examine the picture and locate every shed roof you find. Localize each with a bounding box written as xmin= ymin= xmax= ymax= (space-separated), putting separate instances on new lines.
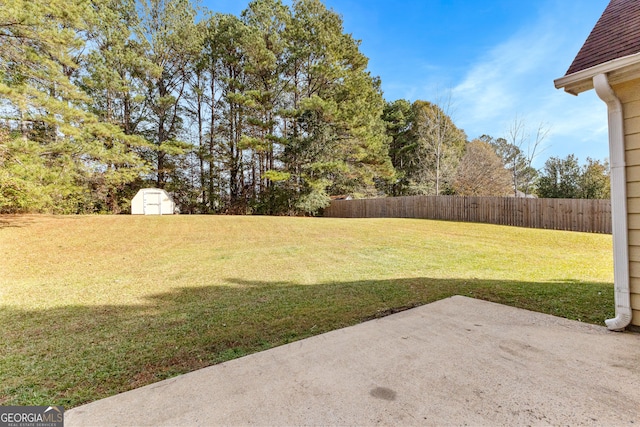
xmin=565 ymin=0 xmax=640 ymax=76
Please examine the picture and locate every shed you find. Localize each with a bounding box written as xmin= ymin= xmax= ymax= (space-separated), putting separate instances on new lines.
xmin=554 ymin=0 xmax=640 ymax=331
xmin=131 ymin=188 xmax=175 ymax=215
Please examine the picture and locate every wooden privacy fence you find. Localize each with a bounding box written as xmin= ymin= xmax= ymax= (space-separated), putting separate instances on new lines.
xmin=323 ymin=196 xmax=612 ymax=234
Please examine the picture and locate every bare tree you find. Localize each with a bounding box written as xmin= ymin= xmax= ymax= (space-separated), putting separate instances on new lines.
xmin=504 ymin=116 xmax=549 ymax=196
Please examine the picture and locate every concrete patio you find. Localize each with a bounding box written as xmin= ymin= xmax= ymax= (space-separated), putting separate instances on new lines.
xmin=66 ymin=296 xmax=640 ymax=426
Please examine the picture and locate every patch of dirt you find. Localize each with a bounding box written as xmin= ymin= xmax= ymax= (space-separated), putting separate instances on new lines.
xmin=361 ymin=303 xmax=422 ymax=321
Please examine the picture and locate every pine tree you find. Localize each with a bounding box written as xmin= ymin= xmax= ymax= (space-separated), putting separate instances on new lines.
xmin=383 ymin=99 xmax=466 ymax=196
xmin=0 ymin=0 xmax=147 ymax=213
xmin=136 ymin=0 xmax=201 ymax=188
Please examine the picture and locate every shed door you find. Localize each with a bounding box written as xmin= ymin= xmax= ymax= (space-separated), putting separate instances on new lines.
xmin=143 ymin=191 xmax=162 ymax=215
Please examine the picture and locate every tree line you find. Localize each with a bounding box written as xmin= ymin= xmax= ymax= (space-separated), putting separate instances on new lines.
xmin=0 ymin=0 xmax=610 ymax=215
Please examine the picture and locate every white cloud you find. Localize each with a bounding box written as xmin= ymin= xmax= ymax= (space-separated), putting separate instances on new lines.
xmin=449 ymin=3 xmax=610 ymax=166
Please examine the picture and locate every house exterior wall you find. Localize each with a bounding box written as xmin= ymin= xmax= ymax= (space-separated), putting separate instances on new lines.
xmin=613 ymin=77 xmax=640 ymax=326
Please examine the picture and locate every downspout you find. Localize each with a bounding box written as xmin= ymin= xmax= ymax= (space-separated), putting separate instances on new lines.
xmin=593 ymin=73 xmax=632 ymax=331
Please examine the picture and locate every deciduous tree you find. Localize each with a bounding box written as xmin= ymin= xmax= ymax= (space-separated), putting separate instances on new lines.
xmin=537 ymin=154 xmax=581 ymax=198
xmin=489 ymin=117 xmax=547 ymax=196
xmin=383 ymin=99 xmax=466 ymax=196
xmin=453 ymin=139 xmax=511 ymax=196
xmin=579 ymin=157 xmax=610 ymax=199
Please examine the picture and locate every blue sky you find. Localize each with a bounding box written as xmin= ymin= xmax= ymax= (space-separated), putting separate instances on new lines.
xmin=202 ymin=0 xmax=610 ymax=168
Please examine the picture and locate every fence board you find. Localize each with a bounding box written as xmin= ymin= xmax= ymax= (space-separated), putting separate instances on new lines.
xmin=324 ymin=196 xmax=612 ymax=234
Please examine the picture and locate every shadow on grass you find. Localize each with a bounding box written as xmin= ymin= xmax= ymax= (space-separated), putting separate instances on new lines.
xmin=0 ymin=277 xmax=613 ymax=409
xmin=0 ymin=215 xmax=36 ymax=229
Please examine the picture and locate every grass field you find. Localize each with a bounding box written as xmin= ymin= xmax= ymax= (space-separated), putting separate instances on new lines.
xmin=0 ymin=215 xmax=613 ymax=408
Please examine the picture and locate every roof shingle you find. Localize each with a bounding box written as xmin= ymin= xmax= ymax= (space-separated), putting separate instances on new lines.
xmin=566 ymin=0 xmax=640 ymax=76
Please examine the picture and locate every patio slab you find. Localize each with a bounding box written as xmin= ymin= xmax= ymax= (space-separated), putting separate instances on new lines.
xmin=66 ymin=295 xmax=640 ymax=426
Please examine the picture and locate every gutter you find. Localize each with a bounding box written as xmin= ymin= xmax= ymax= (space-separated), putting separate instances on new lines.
xmin=593 ymin=73 xmax=632 ymax=331
xmin=554 ymin=52 xmax=640 ymax=95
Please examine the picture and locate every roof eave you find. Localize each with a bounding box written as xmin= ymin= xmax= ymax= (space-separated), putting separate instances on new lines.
xmin=554 ymin=51 xmax=640 ymax=95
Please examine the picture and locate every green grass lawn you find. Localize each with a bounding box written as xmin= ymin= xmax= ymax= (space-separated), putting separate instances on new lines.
xmin=0 ymin=215 xmax=613 ymax=408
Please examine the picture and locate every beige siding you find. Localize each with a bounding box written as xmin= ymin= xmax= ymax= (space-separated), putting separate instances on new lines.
xmin=627 ymin=197 xmax=640 ymax=213
xmin=625 ymin=133 xmax=640 ymax=151
xmin=626 ymin=148 xmax=640 ymax=165
xmin=615 ymin=79 xmax=640 ymax=104
xmin=626 ymin=165 xmax=640 ymax=182
xmin=629 ymin=230 xmax=640 ymax=247
xmin=629 ymin=262 xmax=640 ymax=279
xmin=629 ymin=214 xmax=640 ymax=231
xmin=629 ymin=246 xmax=640 ymax=263
xmin=615 ymin=78 xmax=640 ymax=326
